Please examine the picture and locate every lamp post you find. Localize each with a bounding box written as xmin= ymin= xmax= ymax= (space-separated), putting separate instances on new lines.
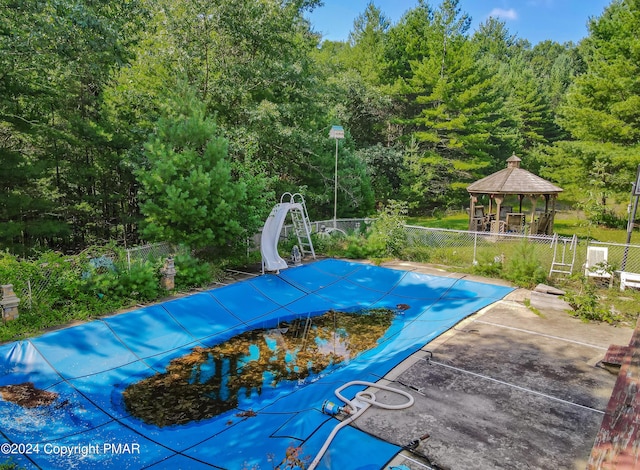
xmin=329 ymin=125 xmax=344 ymax=228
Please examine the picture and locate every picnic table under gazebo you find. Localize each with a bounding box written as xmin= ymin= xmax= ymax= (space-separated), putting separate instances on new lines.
xmin=466 ymin=154 xmax=563 ymax=235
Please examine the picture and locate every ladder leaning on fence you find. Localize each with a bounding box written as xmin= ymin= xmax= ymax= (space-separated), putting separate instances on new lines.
xmin=549 ymin=233 xmax=578 ymax=277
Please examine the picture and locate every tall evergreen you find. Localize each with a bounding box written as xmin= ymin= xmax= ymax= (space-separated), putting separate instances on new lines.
xmin=538 ymin=0 xmax=640 ymax=217
xmin=400 ymin=0 xmax=512 ymax=210
xmin=136 ymin=87 xmax=247 ymax=250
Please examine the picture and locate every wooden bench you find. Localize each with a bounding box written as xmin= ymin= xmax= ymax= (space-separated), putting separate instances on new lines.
xmin=619 ymin=271 xmax=640 ymax=291
xmin=588 ymin=319 xmax=640 ymax=469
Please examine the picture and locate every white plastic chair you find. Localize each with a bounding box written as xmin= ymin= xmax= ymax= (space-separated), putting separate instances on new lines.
xmin=584 ymin=246 xmax=611 ymax=278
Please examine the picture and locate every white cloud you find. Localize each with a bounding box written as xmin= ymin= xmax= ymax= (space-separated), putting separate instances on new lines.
xmin=488 ymin=8 xmax=519 ymax=20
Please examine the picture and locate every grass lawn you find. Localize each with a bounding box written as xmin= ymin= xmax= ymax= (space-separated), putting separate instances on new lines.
xmin=409 ymin=210 xmax=634 ymax=244
xmin=407 ymin=212 xmax=469 ymax=231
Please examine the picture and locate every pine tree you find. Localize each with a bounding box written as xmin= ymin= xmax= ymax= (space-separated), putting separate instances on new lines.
xmin=401 ymin=1 xmax=511 ymax=210
xmin=136 ymin=86 xmax=246 ymax=249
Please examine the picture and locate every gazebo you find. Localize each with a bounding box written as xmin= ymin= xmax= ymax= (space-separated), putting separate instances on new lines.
xmin=466 ymin=154 xmax=563 ymax=235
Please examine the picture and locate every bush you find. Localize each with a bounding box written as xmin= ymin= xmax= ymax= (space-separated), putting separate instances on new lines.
xmin=503 ymin=241 xmax=547 ymax=288
xmin=174 ymin=253 xmax=216 ymax=289
xmin=563 ymin=278 xmax=619 ymax=323
xmin=371 ymin=200 xmax=408 ymax=257
xmin=341 ymin=234 xmax=387 ymax=259
xmin=90 ymin=261 xmax=160 ymax=302
xmin=401 ymin=246 xmax=432 ymax=263
xmin=0 ymin=246 xmax=233 ymax=343
xmin=472 ymin=253 xmax=503 ymax=277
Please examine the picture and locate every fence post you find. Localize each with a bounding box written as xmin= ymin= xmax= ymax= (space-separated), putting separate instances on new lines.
xmin=1 ymin=284 xmax=20 ymax=322
xmin=473 ymin=231 xmax=478 ymax=265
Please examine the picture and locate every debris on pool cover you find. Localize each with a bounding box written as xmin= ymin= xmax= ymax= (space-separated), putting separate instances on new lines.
xmin=0 ymin=382 xmax=58 ymax=408
xmin=124 ymin=308 xmax=396 ymax=426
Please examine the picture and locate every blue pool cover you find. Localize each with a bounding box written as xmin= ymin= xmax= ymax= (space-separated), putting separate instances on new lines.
xmin=0 ymin=259 xmax=513 ymax=469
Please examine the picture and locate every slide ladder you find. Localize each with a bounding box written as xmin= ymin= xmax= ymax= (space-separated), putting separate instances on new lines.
xmin=287 ymin=193 xmax=316 ymax=259
xmin=260 ymin=193 xmax=316 ymax=273
xmin=549 ymin=233 xmax=578 ymax=277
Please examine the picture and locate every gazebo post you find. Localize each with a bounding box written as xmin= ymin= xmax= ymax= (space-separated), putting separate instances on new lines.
xmin=494 ymin=196 xmax=503 ymax=221
xmin=530 ymin=195 xmax=538 ymax=233
xmin=549 ymin=195 xmax=557 ymax=234
xmin=469 ymin=195 xmax=476 ymax=230
xmin=493 ymin=195 xmax=504 ymax=233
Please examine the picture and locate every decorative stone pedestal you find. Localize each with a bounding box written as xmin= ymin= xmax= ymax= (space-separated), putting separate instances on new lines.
xmin=1 ymin=284 xmax=20 ymax=322
xmin=160 ymin=258 xmax=176 ymax=290
xmin=291 ymin=246 xmax=302 ymax=266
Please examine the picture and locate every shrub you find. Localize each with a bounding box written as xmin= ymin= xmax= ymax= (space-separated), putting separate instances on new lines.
xmin=563 ymin=277 xmax=619 ymax=323
xmin=89 ymin=261 xmax=160 ymax=302
xmin=341 ymin=234 xmax=387 ymax=259
xmin=401 ymin=246 xmax=432 ymax=263
xmin=371 ymin=200 xmax=408 ymax=257
xmin=472 ymin=253 xmax=503 ymax=277
xmin=174 ymin=253 xmax=216 ymax=289
xmin=503 ymin=241 xmax=547 ymax=288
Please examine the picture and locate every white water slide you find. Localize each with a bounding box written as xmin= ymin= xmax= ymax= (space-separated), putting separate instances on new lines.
xmin=261 ymin=194 xmax=315 ymax=273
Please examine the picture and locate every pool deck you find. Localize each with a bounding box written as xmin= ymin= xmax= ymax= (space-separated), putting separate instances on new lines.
xmin=347 ymin=260 xmax=635 ymax=470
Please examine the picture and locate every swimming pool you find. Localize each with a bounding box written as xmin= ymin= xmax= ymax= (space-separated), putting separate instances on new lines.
xmin=0 ymin=259 xmax=513 ymax=469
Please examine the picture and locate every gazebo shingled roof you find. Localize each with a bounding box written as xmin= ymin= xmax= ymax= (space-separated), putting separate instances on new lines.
xmin=467 ymin=155 xmax=563 ymax=195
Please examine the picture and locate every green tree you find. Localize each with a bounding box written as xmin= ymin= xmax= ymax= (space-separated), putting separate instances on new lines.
xmin=558 ymin=0 xmax=640 ymax=145
xmin=328 ymin=71 xmax=395 ymax=148
xmin=526 ymin=40 xmax=581 ymax=113
xmin=0 ymin=0 xmax=148 ymax=252
xmin=358 ymin=144 xmax=405 ymax=204
xmin=136 ymin=87 xmax=246 ymax=249
xmin=109 ymin=0 xmax=377 ymax=223
xmin=380 ymin=0 xmax=435 ymax=82
xmin=348 ymin=2 xmax=390 ymax=85
xmin=472 ymin=18 xmax=560 ymax=153
xmin=545 ymin=0 xmax=640 ymax=222
xmin=402 ymin=1 xmax=511 ymax=211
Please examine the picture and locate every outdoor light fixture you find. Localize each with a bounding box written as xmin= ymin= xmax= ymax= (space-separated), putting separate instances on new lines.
xmin=329 ymin=125 xmax=344 ymax=228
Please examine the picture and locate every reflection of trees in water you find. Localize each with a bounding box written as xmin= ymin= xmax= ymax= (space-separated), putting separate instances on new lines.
xmin=123 ymin=309 xmax=395 ymax=426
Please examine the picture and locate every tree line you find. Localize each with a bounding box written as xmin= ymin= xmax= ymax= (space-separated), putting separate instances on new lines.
xmin=1 ymin=0 xmax=639 ymax=256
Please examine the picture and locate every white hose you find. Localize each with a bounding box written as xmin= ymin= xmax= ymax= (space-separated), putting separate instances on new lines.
xmin=308 ymin=380 xmax=414 ymax=470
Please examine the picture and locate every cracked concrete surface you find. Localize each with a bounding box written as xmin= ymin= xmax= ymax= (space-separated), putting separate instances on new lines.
xmin=352 ymin=261 xmax=634 ymax=470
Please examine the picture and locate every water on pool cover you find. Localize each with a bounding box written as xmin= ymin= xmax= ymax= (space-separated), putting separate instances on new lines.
xmin=123 ymin=308 xmax=397 ymax=426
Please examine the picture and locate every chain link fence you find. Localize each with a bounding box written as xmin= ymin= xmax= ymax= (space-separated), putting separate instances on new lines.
xmin=124 ymin=242 xmax=184 ymax=270
xmin=4 ymin=225 xmax=640 ymax=311
xmin=281 ymin=218 xmax=374 ymax=238
xmin=1 ymin=243 xmax=180 ymax=311
xmin=404 ymin=225 xmax=564 ymax=272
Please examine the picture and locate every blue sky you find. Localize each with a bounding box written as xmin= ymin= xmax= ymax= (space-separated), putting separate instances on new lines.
xmin=305 ymin=0 xmax=614 ymax=45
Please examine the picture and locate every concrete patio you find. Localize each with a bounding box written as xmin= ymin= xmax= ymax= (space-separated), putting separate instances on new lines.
xmin=354 ymin=261 xmax=634 ymax=470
